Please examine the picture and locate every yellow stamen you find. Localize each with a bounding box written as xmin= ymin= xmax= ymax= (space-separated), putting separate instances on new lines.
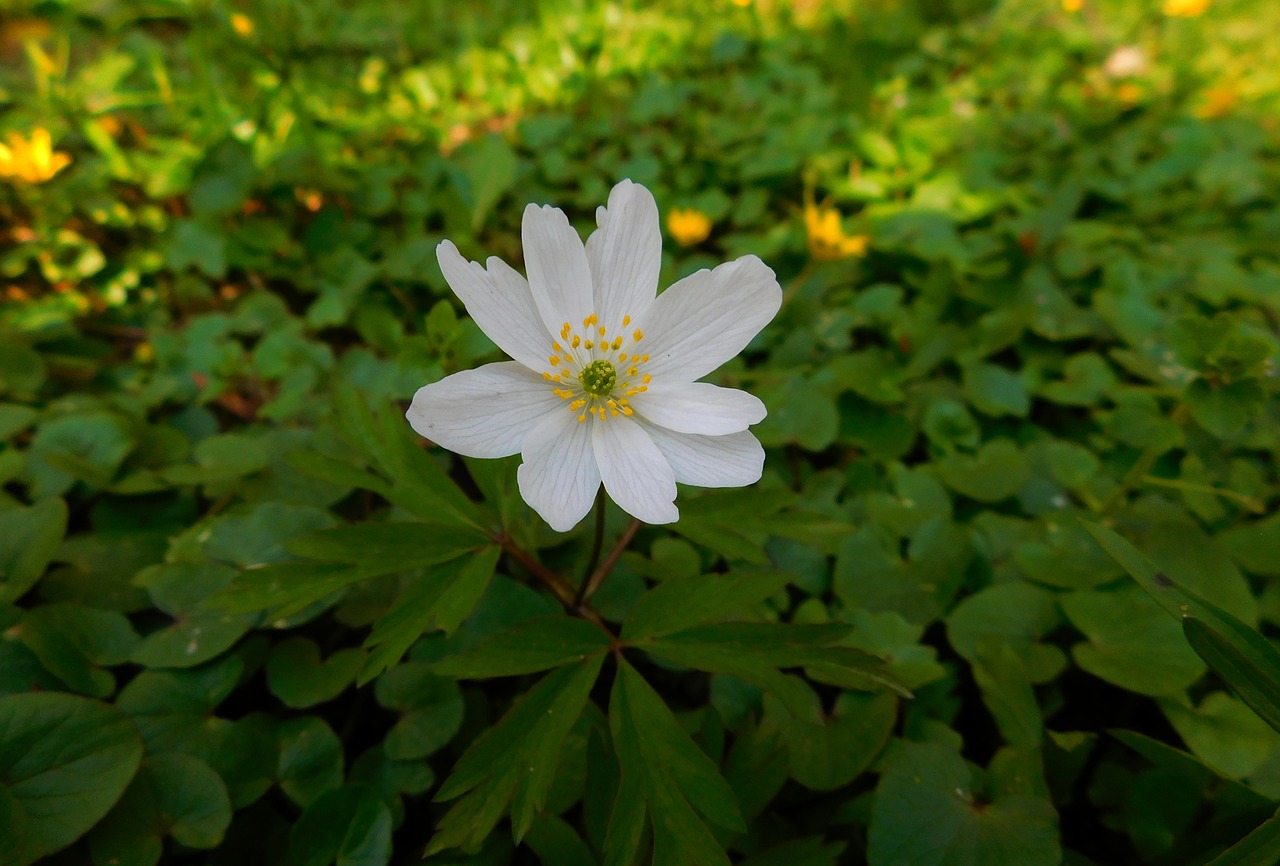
xmin=623 ymin=315 xmax=631 ymax=326
xmin=585 ymin=340 xmax=594 ymax=349
xmin=642 ymin=374 xmax=651 ymax=383
xmin=542 ymin=372 xmax=554 ymax=380
xmin=619 ymin=353 xmax=627 ymax=362
xmin=550 ymin=357 xmax=560 ymax=366
xmin=578 ymin=414 xmax=586 ymax=422
xmin=553 ymin=342 xmax=562 ymax=351
xmin=572 ymin=336 xmax=581 ymax=348
xmin=622 ymin=407 xmax=634 ymax=416
xmin=629 ymin=366 xmax=639 ymax=376
xmin=599 ymin=326 xmax=607 ymax=337
xmin=633 ymin=329 xmax=644 ymax=342
xmin=612 ymin=337 xmax=622 ymax=350
xmin=584 ymin=314 xmax=597 ymax=327
xmin=641 ymin=354 xmax=649 ymax=362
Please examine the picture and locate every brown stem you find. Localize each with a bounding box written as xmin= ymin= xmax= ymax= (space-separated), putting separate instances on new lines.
xmin=496 ymin=534 xmax=610 ymax=632
xmin=578 ymin=518 xmax=642 ymax=607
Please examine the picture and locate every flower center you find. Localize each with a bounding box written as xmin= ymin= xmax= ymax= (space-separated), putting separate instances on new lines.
xmin=578 ymin=360 xmax=616 ymax=396
xmin=541 ymin=311 xmax=652 ymax=423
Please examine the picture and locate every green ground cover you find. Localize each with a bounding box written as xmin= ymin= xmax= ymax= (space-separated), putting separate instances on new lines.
xmin=2 ymin=0 xmax=1280 ymax=863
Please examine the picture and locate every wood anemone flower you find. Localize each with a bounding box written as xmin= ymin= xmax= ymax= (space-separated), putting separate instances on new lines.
xmin=408 ymin=180 xmax=781 ymax=531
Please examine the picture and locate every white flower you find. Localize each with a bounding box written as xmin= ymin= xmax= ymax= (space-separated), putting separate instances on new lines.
xmin=407 ymin=180 xmax=781 ymax=532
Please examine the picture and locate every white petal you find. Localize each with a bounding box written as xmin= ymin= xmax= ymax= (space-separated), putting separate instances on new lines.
xmin=641 ymin=424 xmax=765 ymax=488
xmin=522 ymin=203 xmax=595 ymax=337
xmin=584 ymin=179 xmax=661 ymax=328
xmin=639 ymin=255 xmax=782 ymax=382
xmin=517 ymin=409 xmax=601 ymax=532
xmin=407 ymin=362 xmax=559 ymax=459
xmin=628 ymin=381 xmax=766 ymax=435
xmin=592 ymin=415 xmax=678 ymax=525
xmin=435 ymin=241 xmax=550 ymax=373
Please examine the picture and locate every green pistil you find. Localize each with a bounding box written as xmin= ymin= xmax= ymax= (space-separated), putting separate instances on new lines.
xmin=578 ymin=360 xmax=616 ymax=396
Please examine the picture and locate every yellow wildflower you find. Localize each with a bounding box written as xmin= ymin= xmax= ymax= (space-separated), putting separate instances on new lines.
xmin=804 ymin=201 xmax=869 ymax=260
xmin=0 ymin=129 xmax=71 ymax=184
xmin=230 ymin=13 xmax=255 ymax=36
xmin=666 ymin=208 xmax=713 ymax=246
xmin=1163 ymin=0 xmax=1209 ymax=16
xmin=1062 ymin=0 xmax=1084 ymax=12
xmin=1197 ymin=84 xmax=1238 ymax=119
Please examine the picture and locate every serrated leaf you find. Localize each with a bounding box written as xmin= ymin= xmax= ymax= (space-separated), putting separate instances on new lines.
xmin=284 ymin=521 xmax=486 ymax=567
xmin=622 ymin=570 xmax=796 ymax=640
xmin=432 ymin=616 xmax=614 ymax=679
xmin=428 ymin=657 xmax=603 ymax=853
xmin=606 ymin=661 xmax=743 ymax=866
xmin=360 ymin=547 xmax=500 ymax=685
xmin=1183 ymin=618 xmax=1280 ymax=736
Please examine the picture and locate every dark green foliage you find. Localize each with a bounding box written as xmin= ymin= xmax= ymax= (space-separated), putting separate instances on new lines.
xmin=2 ymin=0 xmax=1280 ymax=863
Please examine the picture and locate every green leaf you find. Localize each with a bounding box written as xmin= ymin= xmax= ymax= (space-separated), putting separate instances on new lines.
xmin=640 ymin=622 xmax=909 ymax=700
xmin=963 ymin=363 xmax=1029 ymax=418
xmin=1086 ymin=522 xmax=1280 ymax=719
xmin=622 ymin=569 xmax=796 ymax=640
xmin=947 ymin=582 xmax=1066 ymax=684
xmin=1161 ymin=691 xmax=1280 ymax=780
xmin=1207 ymin=807 xmax=1280 ymax=866
xmin=867 ymin=741 xmax=1060 ymax=866
xmin=606 ymin=660 xmax=744 ymax=866
xmin=267 ymin=638 xmax=366 ymax=709
xmin=1061 ymin=587 xmax=1204 ymax=697
xmin=360 ymin=547 xmax=500 ymax=685
xmin=767 ymin=688 xmax=897 ymax=791
xmin=936 ymin=439 xmax=1031 ymax=502
xmin=1183 ymin=618 xmax=1280 ymax=736
xmin=277 ymin=716 xmax=345 ymax=808
xmin=0 ymin=498 xmax=67 ymax=603
xmin=972 ymin=644 xmax=1042 ymax=749
xmin=0 ymin=692 xmax=143 ymax=866
xmin=374 ymin=663 xmax=464 ymax=761
xmin=669 ymin=489 xmax=798 ymax=564
xmin=19 ymin=603 xmax=139 ymax=697
xmin=432 ymin=616 xmax=614 ymax=679
xmin=285 ymin=521 xmax=487 ymax=568
xmin=457 ymin=133 xmax=518 ymax=230
xmin=429 ymin=657 xmax=603 ymax=853
xmin=285 ymin=450 xmax=389 ymax=497
xmin=289 ymin=784 xmax=393 ymax=866
xmin=88 ymin=753 xmax=232 ymax=864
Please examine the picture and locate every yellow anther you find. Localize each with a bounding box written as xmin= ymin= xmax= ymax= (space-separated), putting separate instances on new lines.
xmin=553 ymin=342 xmax=562 ymax=351
xmin=623 ymin=315 xmax=631 ymax=326
xmin=542 ymin=371 xmax=554 ymax=380
xmin=572 ymin=336 xmax=581 ymax=348
xmin=641 ymin=354 xmax=649 ymax=362
xmin=620 ymin=398 xmax=629 ymax=405
xmin=607 ymin=399 xmax=618 ymax=408
xmin=629 ymin=366 xmax=639 ymax=376
xmin=622 ymin=406 xmax=634 ymax=416
xmin=550 ymin=357 xmax=560 ymax=366
xmin=584 ymin=314 xmax=597 ymax=327
xmin=563 ymin=321 xmax=571 ymax=332
xmin=619 ymin=353 xmax=627 ymax=362
xmin=611 ymin=409 xmax=619 ymax=416
xmin=599 ymin=326 xmax=607 ymax=337
xmin=578 ymin=414 xmax=586 ymax=422
xmin=570 ymin=399 xmax=586 ymax=410
xmin=612 ymin=337 xmax=622 ymax=350
xmin=642 ymin=374 xmax=651 ymax=383
xmin=585 ymin=340 xmax=594 ymax=349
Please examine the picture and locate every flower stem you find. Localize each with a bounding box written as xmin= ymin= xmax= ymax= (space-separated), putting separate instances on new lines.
xmin=577 ymin=488 xmax=607 ymax=600
xmin=577 ymin=518 xmax=642 ymax=607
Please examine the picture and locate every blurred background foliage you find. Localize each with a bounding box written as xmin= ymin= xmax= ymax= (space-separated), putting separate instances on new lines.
xmin=2 ymin=0 xmax=1280 ymax=863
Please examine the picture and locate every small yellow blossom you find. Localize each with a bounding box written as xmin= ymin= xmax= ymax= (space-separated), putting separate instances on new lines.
xmin=1062 ymin=0 xmax=1084 ymax=12
xmin=0 ymin=129 xmax=72 ymax=184
xmin=804 ymin=201 xmax=869 ymax=260
xmin=666 ymin=208 xmax=713 ymax=246
xmin=230 ymin=13 xmax=255 ymax=36
xmin=1163 ymin=0 xmax=1209 ymax=16
xmin=1197 ymin=84 xmax=1238 ymax=119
